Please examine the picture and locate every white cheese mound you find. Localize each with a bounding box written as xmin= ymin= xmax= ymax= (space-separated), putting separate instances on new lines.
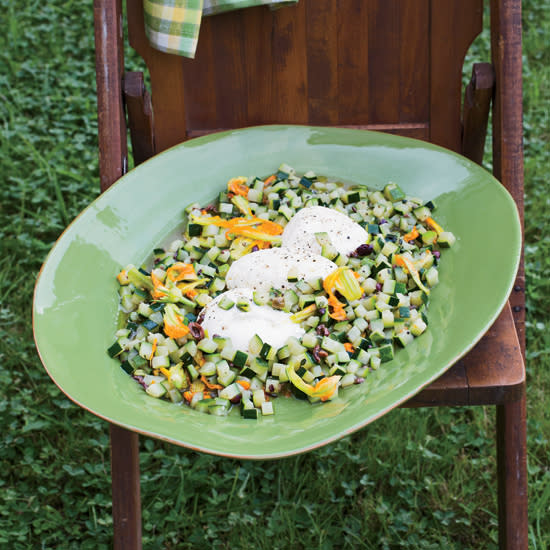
xmin=282 ymin=205 xmax=368 ymax=256
xmin=200 ymin=288 xmax=304 ymax=352
xmin=226 ymin=247 xmax=336 ymax=293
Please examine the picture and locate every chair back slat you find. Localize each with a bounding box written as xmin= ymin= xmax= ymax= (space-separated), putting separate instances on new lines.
xmin=127 ymin=0 xmax=482 ymax=153
xmin=430 ymin=0 xmax=483 ymax=150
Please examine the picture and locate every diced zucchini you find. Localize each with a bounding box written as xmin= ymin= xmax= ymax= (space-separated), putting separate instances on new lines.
xmin=252 ymin=389 xmax=266 ymax=408
xmin=396 ymin=330 xmax=414 ymax=347
xmin=107 ymin=341 xmax=124 ymax=358
xmin=383 ymin=182 xmax=406 ymax=202
xmin=197 ymin=338 xmax=218 ymax=354
xmin=413 ymin=205 xmax=431 ymax=221
xmin=279 ymin=204 xmax=294 ymax=220
xmin=138 ymin=341 xmax=153 ymax=360
xmin=242 ymin=407 xmax=259 ymax=419
xmin=119 ymin=361 xmax=134 ymax=374
xmin=308 ymin=278 xmax=323 ymax=292
xmin=261 ymin=401 xmax=274 ymax=416
xmin=248 ymin=334 xmax=264 ymax=356
xmin=137 ymin=302 xmax=153 ymax=318
xmin=199 ymin=361 xmax=217 ymax=376
xmin=302 ymin=369 xmax=315 ymax=383
xmin=300 ymin=176 xmax=314 ymax=188
xmin=321 ymin=336 xmax=344 ymax=354
xmin=265 ymin=377 xmax=282 ymax=394
xmin=330 ymin=365 xmax=347 ymax=376
xmin=381 ymin=309 xmax=394 ymax=328
xmin=438 ymin=231 xmax=456 ymax=247
xmin=345 ymin=190 xmax=361 ymax=204
xmin=189 ymin=393 xmax=205 ymax=409
xmin=377 ymin=344 xmax=394 ymax=363
xmin=209 ymin=403 xmax=229 ymax=416
xmin=218 ymin=296 xmax=235 ymax=310
xmin=398 ymin=306 xmax=411 ymax=319
xmin=284 ymin=289 xmax=299 ymax=311
xmin=362 ymin=277 xmax=377 ymax=295
xmin=151 ymin=355 xmax=170 ymax=369
xmin=300 ymin=332 xmax=319 ymax=349
xmin=422 ymin=231 xmax=438 ymax=245
xmin=239 ymin=366 xmax=256 ymax=379
xmin=382 ymin=279 xmax=396 ymax=295
xmin=410 ymin=318 xmax=427 ymax=336
xmin=295 ymin=280 xmax=313 ymax=295
xmin=259 ymin=342 xmax=276 ymax=361
xmin=186 ymin=363 xmax=199 ymax=381
xmin=219 ymin=382 xmax=242 ymax=401
xmin=277 ymin=345 xmax=291 ymax=361
xmin=381 ymin=241 xmax=399 ymax=257
xmin=271 ymin=363 xmax=289 ymax=381
xmin=340 ymin=373 xmax=355 ymax=388
xmin=146 ymin=382 xmax=166 ymax=398
xmin=425 ymin=266 xmax=439 ymax=287
xmin=253 ymin=290 xmax=269 ymax=306
xmin=285 ymin=337 xmax=306 ymax=356
xmin=194 ymin=293 xmax=212 ymax=307
xmin=367 ymin=223 xmax=380 ymax=235
xmin=286 ymin=266 xmax=299 ymax=282
xmin=232 ymin=350 xmax=249 ymax=368
xmin=236 ymin=298 xmax=250 ymax=311
xmin=247 ymin=188 xmax=263 ymax=203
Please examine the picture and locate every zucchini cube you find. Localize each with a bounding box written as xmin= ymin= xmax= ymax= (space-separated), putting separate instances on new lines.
xmin=377 ymin=344 xmax=394 ymax=363
xmin=232 ymin=350 xmax=249 ymax=368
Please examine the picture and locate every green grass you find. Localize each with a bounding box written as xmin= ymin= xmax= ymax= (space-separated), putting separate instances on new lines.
xmin=1 ymin=0 xmax=549 ymax=548
xmin=522 ymin=2 xmax=550 ymax=547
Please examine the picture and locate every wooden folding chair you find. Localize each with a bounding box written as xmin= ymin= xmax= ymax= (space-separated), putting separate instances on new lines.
xmin=93 ymin=1 xmax=527 ymax=547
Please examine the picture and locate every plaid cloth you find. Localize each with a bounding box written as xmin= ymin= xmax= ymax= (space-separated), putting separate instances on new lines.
xmin=144 ymin=0 xmax=298 ymax=58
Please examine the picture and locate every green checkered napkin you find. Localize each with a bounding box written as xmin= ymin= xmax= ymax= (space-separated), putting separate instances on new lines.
xmin=144 ymin=0 xmax=298 ymax=58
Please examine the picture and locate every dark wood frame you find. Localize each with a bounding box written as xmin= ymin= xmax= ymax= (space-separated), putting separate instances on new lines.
xmin=93 ymin=1 xmax=527 ymax=548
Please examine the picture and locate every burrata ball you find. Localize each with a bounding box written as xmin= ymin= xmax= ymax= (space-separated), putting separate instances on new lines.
xmin=199 ymin=288 xmax=304 ymax=352
xmin=225 ymin=247 xmax=336 ymax=293
xmin=282 ymin=205 xmax=368 ymax=256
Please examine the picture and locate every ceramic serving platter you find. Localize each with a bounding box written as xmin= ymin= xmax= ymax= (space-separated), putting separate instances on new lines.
xmin=33 ymin=126 xmax=521 ymax=458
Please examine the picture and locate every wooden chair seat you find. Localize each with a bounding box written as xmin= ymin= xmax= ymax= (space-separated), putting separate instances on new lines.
xmin=407 ymin=303 xmax=524 ymax=407
xmin=93 ymin=1 xmax=527 ymax=548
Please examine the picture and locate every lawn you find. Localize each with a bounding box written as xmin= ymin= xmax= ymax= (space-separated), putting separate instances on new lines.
xmin=1 ymin=0 xmax=548 ymax=548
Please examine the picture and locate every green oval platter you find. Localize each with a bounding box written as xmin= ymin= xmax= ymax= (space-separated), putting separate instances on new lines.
xmin=33 ymin=125 xmax=521 ymax=459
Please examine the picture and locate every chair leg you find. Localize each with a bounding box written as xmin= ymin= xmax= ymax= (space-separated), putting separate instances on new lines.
xmin=110 ymin=423 xmax=142 ymax=550
xmin=497 ymin=396 xmax=528 ymax=550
